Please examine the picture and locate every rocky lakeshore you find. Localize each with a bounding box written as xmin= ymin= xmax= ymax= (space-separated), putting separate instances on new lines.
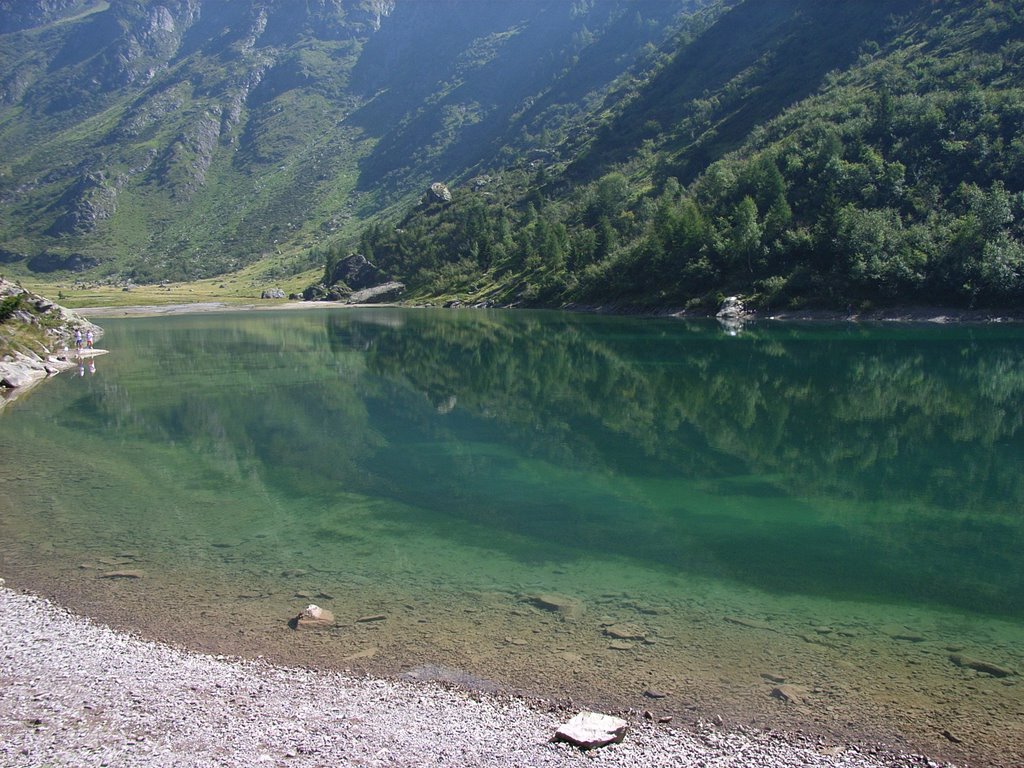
xmin=0 ymin=586 xmax=938 ymax=768
xmin=0 ymin=279 xmax=104 ymax=411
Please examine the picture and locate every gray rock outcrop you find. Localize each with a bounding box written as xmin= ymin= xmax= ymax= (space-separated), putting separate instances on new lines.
xmin=47 ymin=172 xmax=119 ymax=236
xmin=327 ymin=253 xmax=386 ymax=291
xmin=716 ymin=296 xmax=752 ymax=333
xmin=427 ymin=182 xmax=452 ymax=204
xmin=310 ymin=254 xmax=404 ymax=305
xmin=346 ymin=281 xmax=405 ymax=304
xmin=717 ymin=296 xmax=751 ymax=320
xmin=0 ymin=361 xmax=48 ymax=390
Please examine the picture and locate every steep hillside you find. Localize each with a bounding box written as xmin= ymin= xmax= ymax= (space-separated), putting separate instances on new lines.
xmin=0 ymin=0 xmax=392 ymax=282
xmin=347 ymin=0 xmax=717 ymax=200
xmin=352 ymin=0 xmax=1024 ymax=312
xmin=0 ymin=0 xmax=708 ymax=285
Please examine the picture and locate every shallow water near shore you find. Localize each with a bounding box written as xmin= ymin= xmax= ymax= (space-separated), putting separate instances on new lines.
xmin=2 ymin=308 xmax=1023 ymax=765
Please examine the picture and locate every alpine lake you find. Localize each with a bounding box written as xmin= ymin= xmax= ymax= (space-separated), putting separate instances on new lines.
xmin=2 ymin=307 xmax=1023 ymax=766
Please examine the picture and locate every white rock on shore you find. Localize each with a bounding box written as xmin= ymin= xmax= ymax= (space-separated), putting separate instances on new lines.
xmin=0 ymin=587 xmax=934 ymax=768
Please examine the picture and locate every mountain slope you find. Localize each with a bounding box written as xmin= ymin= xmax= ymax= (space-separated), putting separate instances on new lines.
xmin=351 ymin=0 xmax=1024 ymax=312
xmin=0 ymin=0 xmax=708 ymax=284
xmin=0 ymin=0 xmax=392 ymax=281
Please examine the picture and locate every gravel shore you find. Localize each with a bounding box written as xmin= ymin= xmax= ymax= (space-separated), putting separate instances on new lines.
xmin=0 ymin=587 xmax=939 ymax=768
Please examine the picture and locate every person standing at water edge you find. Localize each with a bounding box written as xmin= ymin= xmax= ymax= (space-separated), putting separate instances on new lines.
xmin=74 ymin=329 xmax=83 ymax=353
xmin=86 ymin=329 xmax=94 ymax=349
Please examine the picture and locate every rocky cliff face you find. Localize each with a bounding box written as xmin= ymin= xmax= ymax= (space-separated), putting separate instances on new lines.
xmin=47 ymin=172 xmax=119 ymax=235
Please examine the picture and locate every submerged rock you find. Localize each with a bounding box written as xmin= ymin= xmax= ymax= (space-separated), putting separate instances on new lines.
xmin=949 ymin=653 xmax=1016 ymax=678
xmin=724 ymin=615 xmax=773 ymax=631
xmin=555 ymin=711 xmax=628 ymax=749
xmin=770 ymin=684 xmax=807 ymax=705
xmin=523 ymin=592 xmax=583 ymax=621
xmin=98 ymin=570 xmax=145 ymax=579
xmin=604 ymin=623 xmax=646 ymax=641
xmin=289 ymin=604 xmax=335 ymax=630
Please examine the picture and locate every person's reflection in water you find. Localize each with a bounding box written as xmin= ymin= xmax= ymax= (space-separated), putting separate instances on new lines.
xmin=88 ymin=358 xmax=96 ymax=375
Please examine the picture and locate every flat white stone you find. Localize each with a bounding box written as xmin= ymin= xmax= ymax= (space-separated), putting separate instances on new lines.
xmin=555 ymin=711 xmax=628 ymax=749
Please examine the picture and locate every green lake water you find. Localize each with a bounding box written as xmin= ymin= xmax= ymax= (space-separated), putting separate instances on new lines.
xmin=1 ymin=308 xmax=1023 ymax=764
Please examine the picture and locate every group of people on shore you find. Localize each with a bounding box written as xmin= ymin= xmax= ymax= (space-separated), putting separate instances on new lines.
xmin=73 ymin=328 xmax=94 ymax=353
xmin=72 ymin=328 xmax=98 ymax=376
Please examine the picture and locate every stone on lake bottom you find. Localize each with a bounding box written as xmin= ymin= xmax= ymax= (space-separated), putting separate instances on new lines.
xmin=290 ymin=604 xmax=335 ymax=630
xmin=949 ymin=653 xmax=1016 ymax=678
xmin=724 ymin=615 xmax=773 ymax=631
xmin=604 ymin=622 xmax=646 ymax=641
xmin=98 ymin=570 xmax=145 ymax=579
xmin=770 ymin=685 xmax=806 ymax=705
xmin=555 ymin=711 xmax=628 ymax=749
xmin=524 ymin=592 xmax=583 ymax=621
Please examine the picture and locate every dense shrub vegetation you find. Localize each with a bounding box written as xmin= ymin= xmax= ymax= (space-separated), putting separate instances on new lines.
xmin=0 ymin=293 xmax=22 ymax=323
xmin=349 ymin=0 xmax=1024 ymax=311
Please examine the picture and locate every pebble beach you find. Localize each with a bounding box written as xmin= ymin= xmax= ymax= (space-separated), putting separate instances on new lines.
xmin=0 ymin=586 xmax=940 ymax=768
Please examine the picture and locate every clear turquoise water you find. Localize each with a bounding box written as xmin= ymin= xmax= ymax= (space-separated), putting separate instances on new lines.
xmin=2 ymin=308 xmax=1023 ymax=761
